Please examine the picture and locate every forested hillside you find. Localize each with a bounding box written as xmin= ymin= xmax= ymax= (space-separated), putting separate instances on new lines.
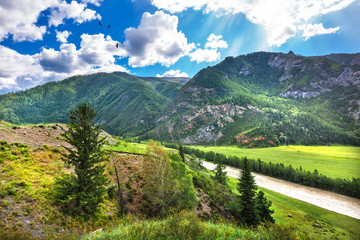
xmin=0 ymin=52 xmax=359 ymax=146
xmin=147 ymin=52 xmax=360 ymax=146
xmin=0 ymin=72 xmax=187 ymax=137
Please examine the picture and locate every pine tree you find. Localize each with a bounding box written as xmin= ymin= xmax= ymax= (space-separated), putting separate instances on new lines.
xmin=55 ymin=103 xmax=109 ymax=216
xmin=237 ymin=157 xmax=259 ymax=226
xmin=256 ymin=190 xmax=274 ymax=223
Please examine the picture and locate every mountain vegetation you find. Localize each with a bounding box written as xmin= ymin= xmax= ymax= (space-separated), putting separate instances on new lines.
xmin=0 ymin=72 xmax=187 ymax=138
xmin=1 ymin=123 xmax=359 ymax=239
xmin=147 ymin=52 xmax=360 ymax=146
xmin=1 ymin=52 xmax=359 ymax=147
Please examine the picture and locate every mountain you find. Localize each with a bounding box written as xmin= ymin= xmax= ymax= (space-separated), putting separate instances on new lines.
xmin=323 ymin=53 xmax=360 ymax=66
xmin=0 ymin=72 xmax=188 ymax=137
xmin=145 ymin=52 xmax=360 ymax=146
xmin=1 ymin=52 xmax=359 ymax=146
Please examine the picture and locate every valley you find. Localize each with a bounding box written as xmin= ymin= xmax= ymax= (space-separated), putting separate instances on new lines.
xmin=0 ymin=123 xmax=359 ymax=239
xmin=193 ymin=145 xmax=360 ymax=179
xmin=202 ymin=161 xmax=360 ymax=219
xmin=1 ymin=51 xmax=360 ymax=239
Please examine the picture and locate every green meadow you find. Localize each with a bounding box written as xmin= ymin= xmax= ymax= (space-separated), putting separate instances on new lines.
xmin=193 ymin=145 xmax=360 ymax=179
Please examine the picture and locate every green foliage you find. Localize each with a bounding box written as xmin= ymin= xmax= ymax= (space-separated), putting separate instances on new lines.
xmin=0 ymin=72 xmax=185 ymax=137
xmin=179 ymin=142 xmax=185 ymax=162
xmin=213 ymin=162 xmax=228 ymax=185
xmin=54 ymin=103 xmax=109 ymax=217
xmin=256 ymin=190 xmax=274 ymax=223
xmin=141 ymin=141 xmax=197 ymax=217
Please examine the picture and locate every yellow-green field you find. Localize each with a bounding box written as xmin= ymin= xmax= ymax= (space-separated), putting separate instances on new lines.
xmin=193 ymin=145 xmax=360 ymax=179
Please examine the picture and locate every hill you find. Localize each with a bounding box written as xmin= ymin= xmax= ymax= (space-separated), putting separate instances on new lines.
xmin=146 ymin=52 xmax=360 ymax=146
xmin=0 ymin=52 xmax=359 ymax=146
xmin=0 ymin=72 xmax=188 ymax=137
xmin=1 ymin=124 xmax=359 ymax=240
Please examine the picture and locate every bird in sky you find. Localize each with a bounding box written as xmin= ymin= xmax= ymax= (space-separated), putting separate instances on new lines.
xmin=108 ymin=24 xmax=110 ymax=28
xmin=116 ymin=42 xmax=119 ymax=48
xmin=99 ymin=21 xmax=102 ymax=27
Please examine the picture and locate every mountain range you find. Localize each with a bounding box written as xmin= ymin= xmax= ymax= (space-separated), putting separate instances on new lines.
xmin=1 ymin=52 xmax=359 ymax=146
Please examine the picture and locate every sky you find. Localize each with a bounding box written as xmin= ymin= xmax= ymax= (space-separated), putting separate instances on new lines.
xmin=0 ymin=0 xmax=360 ymax=94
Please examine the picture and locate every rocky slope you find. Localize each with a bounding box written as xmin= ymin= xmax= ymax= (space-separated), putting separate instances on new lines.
xmin=145 ymin=52 xmax=360 ymax=146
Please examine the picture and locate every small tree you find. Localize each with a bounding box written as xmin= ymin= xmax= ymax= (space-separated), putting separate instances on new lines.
xmin=237 ymin=157 xmax=259 ymax=227
xmin=55 ymin=103 xmax=109 ymax=216
xmin=214 ymin=162 xmax=228 ymax=185
xmin=256 ymin=190 xmax=274 ymax=223
xmin=179 ymin=142 xmax=185 ymax=162
xmin=141 ymin=141 xmax=197 ymax=217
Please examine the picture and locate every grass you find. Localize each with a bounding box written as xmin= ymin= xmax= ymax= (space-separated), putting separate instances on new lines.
xmin=193 ymin=145 xmax=360 ymax=179
xmin=81 ymin=210 xmax=298 ymax=240
xmin=105 ymin=140 xmax=175 ymax=155
xmin=227 ymin=176 xmax=360 ymax=239
xmin=105 ymin=140 xmax=148 ymax=155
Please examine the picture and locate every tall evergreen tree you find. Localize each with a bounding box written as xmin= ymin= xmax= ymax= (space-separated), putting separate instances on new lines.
xmin=55 ymin=103 xmax=109 ymax=216
xmin=237 ymin=157 xmax=259 ymax=226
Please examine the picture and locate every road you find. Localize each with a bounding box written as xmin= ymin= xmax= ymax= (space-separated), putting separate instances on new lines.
xmin=202 ymin=161 xmax=360 ymax=219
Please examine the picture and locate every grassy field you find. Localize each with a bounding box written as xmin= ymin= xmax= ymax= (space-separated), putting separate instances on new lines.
xmin=193 ymin=145 xmax=360 ymax=179
xmin=105 ymin=140 xmax=176 ymax=155
xmin=227 ymin=176 xmax=360 ymax=240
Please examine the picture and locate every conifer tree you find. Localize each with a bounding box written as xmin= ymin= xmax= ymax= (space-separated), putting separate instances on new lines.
xmin=55 ymin=103 xmax=109 ymax=216
xmin=237 ymin=157 xmax=259 ymax=226
xmin=256 ymin=190 xmax=274 ymax=223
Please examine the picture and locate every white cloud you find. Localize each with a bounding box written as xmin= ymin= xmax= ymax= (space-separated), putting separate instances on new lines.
xmin=151 ymin=0 xmax=355 ymax=46
xmin=124 ymin=11 xmax=195 ymax=67
xmin=0 ymin=0 xmax=103 ymax=43
xmin=0 ymin=34 xmax=127 ymax=93
xmin=0 ymin=45 xmax=68 ymax=93
xmin=49 ymin=1 xmax=101 ymax=27
xmin=188 ymin=48 xmax=220 ymax=63
xmin=56 ymin=30 xmax=71 ymax=43
xmin=156 ymin=69 xmax=189 ymax=78
xmin=81 ymin=0 xmax=103 ymax=7
xmin=37 ymin=33 xmax=127 ymax=73
xmin=300 ymin=23 xmax=340 ymax=40
xmin=187 ymin=33 xmax=227 ymax=63
xmin=0 ymin=0 xmax=57 ymax=42
xmin=205 ymin=34 xmax=228 ymax=49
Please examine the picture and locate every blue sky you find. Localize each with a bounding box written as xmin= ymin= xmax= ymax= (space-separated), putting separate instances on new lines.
xmin=0 ymin=0 xmax=360 ymax=94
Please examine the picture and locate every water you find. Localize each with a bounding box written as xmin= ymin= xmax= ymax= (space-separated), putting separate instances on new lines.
xmin=202 ymin=161 xmax=360 ymax=219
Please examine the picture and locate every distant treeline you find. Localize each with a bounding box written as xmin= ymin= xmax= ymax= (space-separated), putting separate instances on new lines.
xmin=164 ymin=143 xmax=360 ymax=199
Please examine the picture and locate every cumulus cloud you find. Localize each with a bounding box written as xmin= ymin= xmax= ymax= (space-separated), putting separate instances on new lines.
xmin=0 ymin=34 xmax=127 ymax=93
xmin=49 ymin=1 xmax=101 ymax=27
xmin=0 ymin=0 xmax=103 ymax=42
xmin=37 ymin=33 xmax=127 ymax=73
xmin=156 ymin=69 xmax=189 ymax=78
xmin=188 ymin=48 xmax=220 ymax=63
xmin=56 ymin=30 xmax=71 ymax=43
xmin=81 ymin=0 xmax=104 ymax=7
xmin=299 ymin=23 xmax=340 ymax=40
xmin=124 ymin=11 xmax=195 ymax=67
xmin=205 ymin=34 xmax=228 ymax=49
xmin=151 ymin=0 xmax=355 ymax=46
xmin=0 ymin=45 xmax=68 ymax=93
xmin=0 ymin=0 xmax=57 ymax=42
xmin=188 ymin=33 xmax=227 ymax=63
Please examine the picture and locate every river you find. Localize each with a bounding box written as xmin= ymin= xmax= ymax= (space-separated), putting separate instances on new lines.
xmin=202 ymin=161 xmax=360 ymax=219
